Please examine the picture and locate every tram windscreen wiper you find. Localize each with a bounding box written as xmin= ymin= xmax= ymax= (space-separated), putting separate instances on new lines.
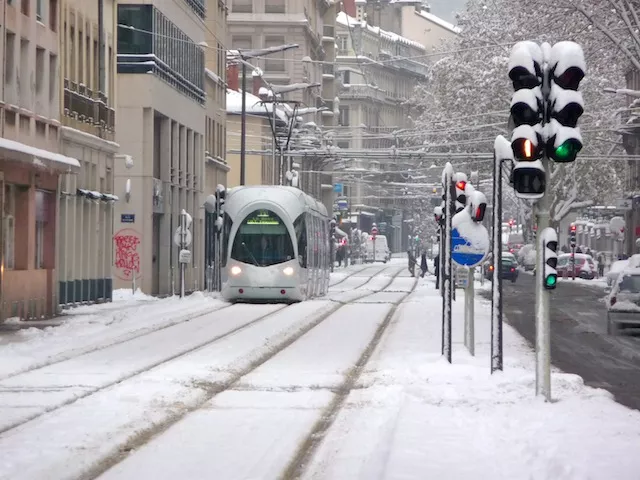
xmin=241 ymin=242 xmax=260 ymax=266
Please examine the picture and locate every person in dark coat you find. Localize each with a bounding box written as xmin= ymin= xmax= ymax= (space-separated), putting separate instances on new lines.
xmin=407 ymin=249 xmax=416 ymax=277
xmin=420 ymin=251 xmax=428 ymax=278
xmin=434 ymin=253 xmax=440 ymax=288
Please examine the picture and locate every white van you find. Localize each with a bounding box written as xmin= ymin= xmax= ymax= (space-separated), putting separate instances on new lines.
xmin=364 ymin=235 xmax=390 ymax=263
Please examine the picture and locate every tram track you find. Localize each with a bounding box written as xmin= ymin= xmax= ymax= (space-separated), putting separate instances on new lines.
xmin=281 ymin=273 xmax=419 ymax=480
xmin=328 ymin=264 xmax=375 ymax=287
xmin=76 ymin=266 xmax=407 ymax=480
xmin=0 ymin=266 xmax=400 ymax=438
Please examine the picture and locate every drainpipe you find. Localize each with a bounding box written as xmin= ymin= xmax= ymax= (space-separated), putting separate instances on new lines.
xmin=98 ymin=0 xmax=105 ymax=95
xmin=1 ymin=0 xmax=7 ymax=138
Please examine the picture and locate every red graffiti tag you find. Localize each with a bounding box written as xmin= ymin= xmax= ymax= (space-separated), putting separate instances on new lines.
xmin=114 ymin=229 xmax=141 ymax=281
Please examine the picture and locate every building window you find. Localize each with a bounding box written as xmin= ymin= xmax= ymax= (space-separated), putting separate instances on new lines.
xmin=232 ymin=0 xmax=252 ymax=13
xmin=49 ymin=0 xmax=57 ymax=30
xmin=5 ymin=32 xmax=15 ymax=84
xmin=339 ymin=106 xmax=350 ymax=126
xmin=264 ymin=36 xmax=286 ymax=72
xmin=36 ymin=0 xmax=43 ymax=20
xmin=117 ymin=5 xmax=153 ymax=55
xmin=35 ymin=47 xmax=45 ymax=94
xmin=232 ymin=35 xmax=252 ymax=51
xmin=265 ymin=0 xmax=285 ymax=14
xmin=4 ymin=184 xmax=16 ymax=270
xmin=49 ymin=53 xmax=57 ymax=101
xmin=20 ymin=0 xmax=29 ymax=16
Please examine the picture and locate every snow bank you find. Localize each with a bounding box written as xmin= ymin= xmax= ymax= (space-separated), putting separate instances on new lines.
xmin=0 ymin=292 xmax=226 ymax=379
xmin=304 ymin=278 xmax=640 ymax=479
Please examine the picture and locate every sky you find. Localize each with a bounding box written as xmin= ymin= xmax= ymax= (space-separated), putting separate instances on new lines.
xmin=427 ymin=0 xmax=467 ymax=24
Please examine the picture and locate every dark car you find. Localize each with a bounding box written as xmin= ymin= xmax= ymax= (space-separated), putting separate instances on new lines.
xmin=485 ymin=257 xmax=519 ymax=283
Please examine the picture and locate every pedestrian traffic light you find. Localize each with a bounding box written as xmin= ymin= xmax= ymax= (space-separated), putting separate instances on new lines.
xmin=215 ymin=184 xmax=226 ymax=231
xmin=454 ymin=172 xmax=468 ymax=213
xmin=546 ymin=42 xmax=585 ymax=163
xmin=540 ymin=228 xmax=558 ymax=290
xmin=469 ymin=191 xmax=487 ymax=222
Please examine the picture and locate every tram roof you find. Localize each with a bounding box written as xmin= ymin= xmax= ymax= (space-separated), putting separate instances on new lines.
xmin=224 ymin=186 xmax=328 ymax=220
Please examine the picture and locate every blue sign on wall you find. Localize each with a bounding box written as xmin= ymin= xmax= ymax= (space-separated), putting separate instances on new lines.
xmin=333 ymin=183 xmax=343 ymax=194
xmin=121 ymin=214 xmax=135 ymax=223
xmin=451 ymin=227 xmax=487 ymax=267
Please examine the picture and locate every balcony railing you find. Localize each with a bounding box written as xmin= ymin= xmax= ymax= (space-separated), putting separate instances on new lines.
xmin=340 ymin=84 xmax=387 ymax=101
xmin=63 ymin=79 xmax=115 ymax=132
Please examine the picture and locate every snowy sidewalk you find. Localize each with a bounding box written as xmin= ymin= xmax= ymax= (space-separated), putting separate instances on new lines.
xmin=303 ymin=276 xmax=640 ymax=479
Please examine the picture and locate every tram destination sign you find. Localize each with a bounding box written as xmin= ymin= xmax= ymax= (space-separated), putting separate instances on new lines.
xmin=246 ymin=210 xmax=280 ymax=225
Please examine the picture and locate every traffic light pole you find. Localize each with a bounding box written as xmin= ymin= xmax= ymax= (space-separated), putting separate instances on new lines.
xmin=491 ymin=144 xmax=504 ymax=373
xmin=534 ymin=67 xmax=553 ymax=401
xmin=442 ymin=164 xmax=454 ymax=363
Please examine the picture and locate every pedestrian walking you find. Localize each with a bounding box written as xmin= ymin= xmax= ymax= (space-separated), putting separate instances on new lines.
xmin=434 ymin=253 xmax=440 ymax=288
xmin=420 ymin=251 xmax=428 ymax=278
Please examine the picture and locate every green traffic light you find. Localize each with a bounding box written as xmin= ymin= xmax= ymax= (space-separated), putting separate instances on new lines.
xmin=545 ymin=275 xmax=557 ymax=289
xmin=551 ymin=139 xmax=582 ymax=163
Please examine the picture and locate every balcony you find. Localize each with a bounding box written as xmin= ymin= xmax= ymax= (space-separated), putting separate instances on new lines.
xmin=340 ymin=84 xmax=387 ymax=102
xmin=63 ymin=80 xmax=116 ymax=133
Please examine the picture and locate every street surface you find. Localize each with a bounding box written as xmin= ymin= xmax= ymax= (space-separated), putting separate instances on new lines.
xmin=1 ymin=261 xmax=640 ymax=480
xmin=493 ymin=273 xmax=640 ymax=410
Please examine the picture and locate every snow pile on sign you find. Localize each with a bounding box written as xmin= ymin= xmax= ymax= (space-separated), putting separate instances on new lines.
xmin=304 ymin=279 xmax=640 ymax=479
xmin=0 ymin=292 xmax=225 ymax=378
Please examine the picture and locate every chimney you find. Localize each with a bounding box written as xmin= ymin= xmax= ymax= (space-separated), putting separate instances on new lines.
xmin=252 ymin=73 xmax=263 ymax=96
xmin=227 ymin=63 xmax=239 ymax=91
xmin=343 ymin=0 xmax=356 ymax=17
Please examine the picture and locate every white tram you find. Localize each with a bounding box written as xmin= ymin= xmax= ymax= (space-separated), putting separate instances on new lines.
xmin=221 ymin=186 xmax=331 ymax=302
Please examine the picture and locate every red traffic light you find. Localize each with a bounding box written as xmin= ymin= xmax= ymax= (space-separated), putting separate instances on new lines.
xmin=455 ymin=180 xmax=467 ymax=191
xmin=570 ymin=224 xmax=576 ymax=232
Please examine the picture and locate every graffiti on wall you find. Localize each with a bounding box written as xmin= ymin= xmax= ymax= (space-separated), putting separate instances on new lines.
xmin=113 ymin=228 xmax=142 ymax=281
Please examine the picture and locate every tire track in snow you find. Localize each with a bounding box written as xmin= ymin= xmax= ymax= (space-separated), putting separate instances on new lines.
xmin=280 ymin=274 xmax=419 ymax=480
xmin=80 ymin=267 xmax=406 ymax=480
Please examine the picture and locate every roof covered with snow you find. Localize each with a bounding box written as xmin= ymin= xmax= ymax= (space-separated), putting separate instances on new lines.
xmin=415 ymin=9 xmax=461 ymax=34
xmin=0 ymin=137 xmax=81 ymax=171
xmin=226 ymin=89 xmax=289 ymax=123
xmin=336 ymin=12 xmax=426 ymax=51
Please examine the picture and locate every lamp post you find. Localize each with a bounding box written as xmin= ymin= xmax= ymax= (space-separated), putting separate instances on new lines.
xmin=233 ymin=44 xmax=299 ymax=185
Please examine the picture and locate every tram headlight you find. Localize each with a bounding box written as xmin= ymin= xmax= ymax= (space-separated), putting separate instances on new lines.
xmin=230 ymin=266 xmax=242 ymax=276
xmin=283 ymin=266 xmax=295 ymax=276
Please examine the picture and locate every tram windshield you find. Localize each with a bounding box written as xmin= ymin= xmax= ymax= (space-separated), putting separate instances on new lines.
xmin=230 ymin=209 xmax=295 ymax=266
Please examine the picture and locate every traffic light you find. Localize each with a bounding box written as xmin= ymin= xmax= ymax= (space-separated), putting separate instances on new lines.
xmin=541 ymin=228 xmax=558 ymax=290
xmin=469 ymin=191 xmax=487 ymax=222
xmin=434 ymin=205 xmax=443 ymax=225
xmin=508 ymin=41 xmax=546 ymax=198
xmin=569 ymin=223 xmax=577 ymax=248
xmin=546 ymin=42 xmax=585 ymax=163
xmin=215 ymin=184 xmax=226 ymax=231
xmin=330 ymin=218 xmax=336 ymax=238
xmin=454 ymin=172 xmax=468 ymax=213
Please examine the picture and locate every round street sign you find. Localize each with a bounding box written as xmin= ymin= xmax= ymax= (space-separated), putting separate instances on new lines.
xmin=174 ymin=227 xmax=192 ymax=247
xmin=610 ymin=216 xmax=625 ymax=234
xmin=451 ymin=211 xmax=489 ymax=267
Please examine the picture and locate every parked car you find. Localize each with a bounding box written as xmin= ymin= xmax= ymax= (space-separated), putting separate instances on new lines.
xmin=484 ymin=255 xmax=519 ymax=283
xmin=517 ymin=244 xmax=536 ymax=271
xmin=557 ymin=253 xmax=596 ymax=279
xmin=605 ymin=268 xmax=640 ymax=335
xmin=606 ymin=260 xmax=630 ymax=287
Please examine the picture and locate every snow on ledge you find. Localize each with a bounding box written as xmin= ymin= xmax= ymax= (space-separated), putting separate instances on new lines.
xmin=0 ymin=137 xmax=81 ymax=170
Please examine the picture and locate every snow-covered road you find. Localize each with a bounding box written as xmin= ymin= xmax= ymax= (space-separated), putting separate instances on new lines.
xmin=1 ymin=260 xmax=640 ymax=480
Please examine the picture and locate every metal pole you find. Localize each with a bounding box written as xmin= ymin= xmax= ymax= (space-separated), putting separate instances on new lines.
xmin=464 ymin=266 xmax=475 ymax=356
xmin=571 ymin=245 xmax=576 ymax=280
xmin=442 ymin=164 xmax=453 ymax=363
xmin=180 ymin=211 xmax=186 ymax=298
xmin=535 ymin=59 xmax=552 ymax=400
xmin=491 ymin=148 xmax=503 ymax=372
xmin=240 ymin=62 xmax=247 ymax=186
xmin=272 ymin=93 xmax=278 ymax=184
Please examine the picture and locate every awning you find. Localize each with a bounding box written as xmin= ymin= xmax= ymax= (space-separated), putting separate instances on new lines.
xmin=0 ymin=137 xmax=81 ymax=173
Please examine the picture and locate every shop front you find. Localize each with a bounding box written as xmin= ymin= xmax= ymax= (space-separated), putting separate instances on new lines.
xmin=0 ymin=139 xmax=80 ymax=321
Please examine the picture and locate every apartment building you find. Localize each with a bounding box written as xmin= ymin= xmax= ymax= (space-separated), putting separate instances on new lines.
xmin=0 ymin=0 xmax=81 ymax=321
xmin=113 ymin=0 xmax=207 ymax=295
xmin=333 ymin=11 xmax=430 ymax=249
xmin=227 ymin=0 xmax=334 ymax=207
xmin=353 ymin=0 xmax=460 ymax=52
xmin=57 ymin=0 xmax=120 ymax=307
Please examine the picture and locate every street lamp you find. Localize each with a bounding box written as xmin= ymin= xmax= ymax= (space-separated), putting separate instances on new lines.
xmin=231 ymin=44 xmax=299 ymax=185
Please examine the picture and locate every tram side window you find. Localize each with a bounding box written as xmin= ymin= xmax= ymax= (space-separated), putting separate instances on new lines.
xmin=221 ymin=213 xmax=232 ymax=267
xmin=230 ymin=209 xmax=294 ymax=267
xmin=294 ymin=214 xmax=307 ymax=268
